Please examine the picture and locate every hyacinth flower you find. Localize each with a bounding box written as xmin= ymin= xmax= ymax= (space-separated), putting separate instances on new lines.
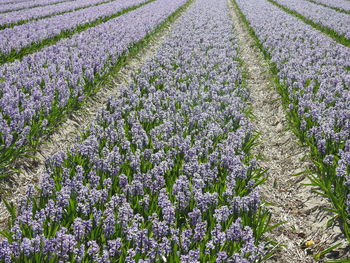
xmin=0 ymin=0 xmax=275 ymax=261
xmin=235 ymin=0 xmax=350 ymax=243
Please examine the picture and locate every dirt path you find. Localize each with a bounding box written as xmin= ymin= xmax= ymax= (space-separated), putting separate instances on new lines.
xmin=0 ymin=20 xmax=179 ymax=231
xmin=228 ymin=0 xmax=349 ymax=262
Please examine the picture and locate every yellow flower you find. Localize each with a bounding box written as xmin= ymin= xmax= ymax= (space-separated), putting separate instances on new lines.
xmin=305 ymin=240 xmax=314 ymax=248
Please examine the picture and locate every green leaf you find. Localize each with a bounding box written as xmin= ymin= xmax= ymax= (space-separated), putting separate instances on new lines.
xmin=313 ymin=242 xmax=343 ymax=261
xmin=2 ymin=198 xmax=16 ymax=225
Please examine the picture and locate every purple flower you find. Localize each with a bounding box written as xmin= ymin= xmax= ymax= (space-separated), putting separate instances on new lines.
xmin=213 ymin=205 xmax=231 ymax=223
xmin=107 ymin=239 xmax=122 ymax=257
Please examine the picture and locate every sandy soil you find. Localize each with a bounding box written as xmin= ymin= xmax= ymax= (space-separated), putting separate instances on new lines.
xmin=228 ymin=0 xmax=350 ymax=261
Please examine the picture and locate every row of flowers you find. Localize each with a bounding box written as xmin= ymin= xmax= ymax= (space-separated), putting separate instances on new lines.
xmin=0 ymin=0 xmax=272 ymax=261
xmin=272 ymin=0 xmax=350 ymax=40
xmin=236 ymin=0 xmax=350 ymax=242
xmin=0 ymin=0 xmax=186 ymax=173
xmin=0 ymin=0 xmax=147 ymax=57
xmin=0 ymin=0 xmax=74 ymax=13
xmin=311 ymin=0 xmax=350 ymax=12
xmin=0 ymin=0 xmax=109 ymax=28
xmin=0 ymin=0 xmax=39 ymax=5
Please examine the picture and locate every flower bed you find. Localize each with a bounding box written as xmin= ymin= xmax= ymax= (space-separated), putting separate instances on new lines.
xmin=0 ymin=0 xmax=187 ymax=174
xmin=0 ymin=0 xmax=272 ymax=261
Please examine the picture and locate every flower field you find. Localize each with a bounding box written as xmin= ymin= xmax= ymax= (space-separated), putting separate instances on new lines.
xmin=270 ymin=0 xmax=350 ymax=40
xmin=0 ymin=0 xmax=111 ymax=28
xmin=309 ymin=0 xmax=350 ymax=13
xmin=0 ymin=0 xmax=184 ymax=172
xmin=0 ymin=0 xmax=74 ymax=13
xmin=0 ymin=0 xmax=350 ymax=261
xmin=0 ymin=0 xmax=149 ymax=60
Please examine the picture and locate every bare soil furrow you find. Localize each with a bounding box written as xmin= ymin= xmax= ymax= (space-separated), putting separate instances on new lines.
xmin=228 ymin=0 xmax=348 ymax=261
